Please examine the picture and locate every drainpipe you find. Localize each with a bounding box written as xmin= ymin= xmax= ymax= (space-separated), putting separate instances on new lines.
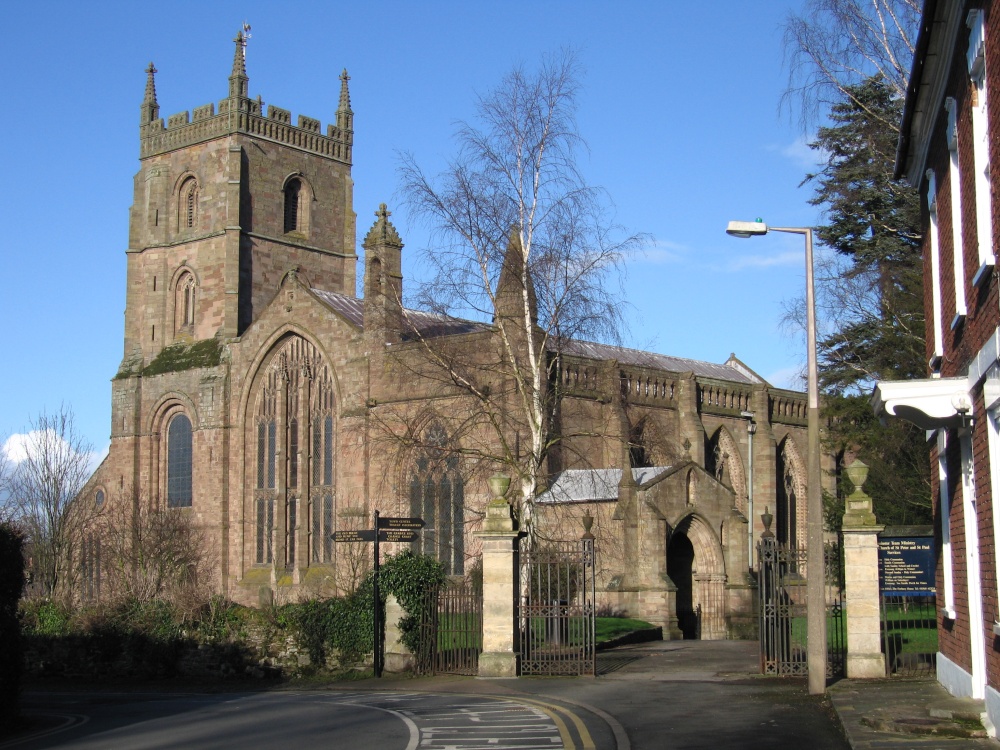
xmin=741 ymin=410 xmax=756 ymax=569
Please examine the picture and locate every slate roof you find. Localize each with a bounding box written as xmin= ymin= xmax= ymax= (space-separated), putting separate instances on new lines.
xmin=309 ymin=289 xmax=765 ymax=385
xmin=536 ymin=467 xmax=672 ymax=504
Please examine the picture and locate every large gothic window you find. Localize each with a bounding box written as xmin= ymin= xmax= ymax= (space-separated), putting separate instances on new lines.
xmin=167 ymin=413 xmax=193 ymax=508
xmin=409 ymin=423 xmax=465 ymax=575
xmin=252 ymin=337 xmax=334 ymax=568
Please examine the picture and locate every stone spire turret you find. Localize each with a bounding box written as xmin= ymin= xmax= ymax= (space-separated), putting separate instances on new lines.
xmin=493 ymin=228 xmax=537 ymax=327
xmin=228 ymin=31 xmax=249 ymax=100
xmin=363 ymin=203 xmax=404 ymax=343
xmin=140 ymin=62 xmax=159 ymax=126
xmin=336 ymin=69 xmax=353 ymax=132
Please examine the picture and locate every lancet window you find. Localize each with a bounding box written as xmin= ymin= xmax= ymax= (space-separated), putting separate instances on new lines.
xmin=253 ymin=336 xmax=334 ymax=568
xmin=284 ymin=178 xmax=302 ymax=233
xmin=167 ymin=413 xmax=193 ymax=508
xmin=179 ymin=177 xmax=198 ymax=230
xmin=409 ymin=423 xmax=465 ymax=575
xmin=174 ymin=271 xmax=197 ymax=334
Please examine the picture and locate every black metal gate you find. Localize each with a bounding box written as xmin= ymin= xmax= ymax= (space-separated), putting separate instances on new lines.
xmin=757 ymin=536 xmax=845 ymax=678
xmin=881 ymin=593 xmax=937 ymax=676
xmin=519 ymin=538 xmax=596 ymax=676
xmin=415 ymin=578 xmax=482 ymax=675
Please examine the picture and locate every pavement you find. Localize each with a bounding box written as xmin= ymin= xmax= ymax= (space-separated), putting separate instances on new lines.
xmin=9 ymin=639 xmax=999 ymax=749
xmin=828 ymin=677 xmax=994 ymax=749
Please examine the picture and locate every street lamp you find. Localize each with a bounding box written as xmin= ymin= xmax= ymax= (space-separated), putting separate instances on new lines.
xmin=726 ymin=219 xmax=826 ymax=695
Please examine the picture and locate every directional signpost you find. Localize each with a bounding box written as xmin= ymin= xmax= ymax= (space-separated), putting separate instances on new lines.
xmin=331 ymin=511 xmax=424 ymax=677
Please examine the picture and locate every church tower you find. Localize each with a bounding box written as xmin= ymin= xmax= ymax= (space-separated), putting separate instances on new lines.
xmin=122 ymin=33 xmax=357 ymax=369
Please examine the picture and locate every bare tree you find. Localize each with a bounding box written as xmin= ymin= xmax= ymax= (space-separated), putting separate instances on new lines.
xmin=97 ymin=483 xmax=212 ymax=606
xmin=6 ymin=407 xmax=94 ymax=599
xmin=783 ymin=0 xmax=920 ymax=128
xmin=395 ymin=51 xmax=643 ymax=537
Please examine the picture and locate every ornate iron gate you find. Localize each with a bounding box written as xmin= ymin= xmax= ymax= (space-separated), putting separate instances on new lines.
xmin=415 ymin=578 xmax=482 ymax=675
xmin=519 ymin=538 xmax=596 ymax=676
xmin=757 ymin=536 xmax=845 ymax=678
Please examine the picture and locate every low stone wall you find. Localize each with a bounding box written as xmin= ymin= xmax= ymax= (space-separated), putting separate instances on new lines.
xmin=23 ymin=624 xmax=372 ymax=681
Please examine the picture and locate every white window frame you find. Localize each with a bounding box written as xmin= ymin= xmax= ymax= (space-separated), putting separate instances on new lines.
xmin=937 ymin=430 xmax=957 ymax=620
xmin=946 ymin=97 xmax=968 ymax=325
xmin=958 ymin=428 xmax=986 ymax=699
xmin=985 ymin=364 xmax=1000 ymax=633
xmin=928 ymin=170 xmax=945 ymax=368
xmin=968 ymin=9 xmax=995 ymax=285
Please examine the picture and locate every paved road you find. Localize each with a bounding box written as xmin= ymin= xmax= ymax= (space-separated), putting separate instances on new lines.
xmin=6 ymin=641 xmax=849 ymax=750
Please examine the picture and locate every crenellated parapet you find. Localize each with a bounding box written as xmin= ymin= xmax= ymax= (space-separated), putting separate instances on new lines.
xmin=139 ymin=32 xmax=353 ymax=163
xmin=141 ymin=96 xmax=354 ymax=162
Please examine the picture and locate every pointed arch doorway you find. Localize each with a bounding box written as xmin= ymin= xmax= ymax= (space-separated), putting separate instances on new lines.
xmin=666 ymin=514 xmax=727 ymax=640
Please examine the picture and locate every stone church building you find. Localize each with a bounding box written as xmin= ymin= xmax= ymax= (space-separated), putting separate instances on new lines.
xmin=82 ymin=35 xmax=827 ymax=640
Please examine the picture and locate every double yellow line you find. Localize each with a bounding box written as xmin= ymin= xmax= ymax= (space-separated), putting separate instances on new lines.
xmin=501 ymin=695 xmax=597 ymax=750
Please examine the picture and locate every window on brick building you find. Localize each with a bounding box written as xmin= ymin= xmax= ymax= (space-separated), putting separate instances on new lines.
xmin=967 ymin=9 xmax=995 ymax=283
xmin=408 ymin=422 xmax=465 ymax=575
xmin=945 ymin=97 xmax=967 ymax=324
xmin=926 ymin=170 xmax=945 ymax=369
xmin=167 ymin=413 xmax=193 ymax=508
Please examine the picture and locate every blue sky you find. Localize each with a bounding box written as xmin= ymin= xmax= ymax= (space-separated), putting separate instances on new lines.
xmin=0 ymin=0 xmax=825 ymax=460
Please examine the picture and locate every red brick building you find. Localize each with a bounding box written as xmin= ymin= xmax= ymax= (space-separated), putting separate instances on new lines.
xmin=874 ymin=0 xmax=1000 ymax=728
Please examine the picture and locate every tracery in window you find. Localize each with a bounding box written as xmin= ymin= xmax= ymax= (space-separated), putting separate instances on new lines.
xmin=252 ymin=336 xmax=334 ymax=568
xmin=409 ymin=422 xmax=465 ymax=575
xmin=167 ymin=413 xmax=193 ymax=508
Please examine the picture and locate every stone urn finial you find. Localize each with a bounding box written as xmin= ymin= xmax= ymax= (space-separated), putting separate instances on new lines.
xmin=483 ymin=474 xmax=516 ymax=533
xmin=487 ymin=473 xmax=510 ymax=500
xmin=843 ymin=459 xmax=878 ymax=528
xmin=760 ymin=506 xmax=774 ymax=539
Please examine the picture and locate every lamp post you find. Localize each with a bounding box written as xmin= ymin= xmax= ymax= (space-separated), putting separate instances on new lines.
xmin=726 ymin=219 xmax=826 ymax=695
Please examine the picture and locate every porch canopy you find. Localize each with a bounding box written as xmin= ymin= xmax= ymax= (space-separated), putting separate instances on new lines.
xmin=871 ymin=377 xmax=971 ymax=430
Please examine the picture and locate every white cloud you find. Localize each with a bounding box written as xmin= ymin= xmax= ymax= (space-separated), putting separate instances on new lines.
xmin=637 ymin=238 xmax=687 ymax=265
xmin=3 ymin=430 xmax=104 ymax=475
xmin=2 ymin=432 xmax=39 ymax=464
xmin=727 ymin=251 xmax=803 ymax=271
xmin=767 ymin=135 xmax=826 ymax=171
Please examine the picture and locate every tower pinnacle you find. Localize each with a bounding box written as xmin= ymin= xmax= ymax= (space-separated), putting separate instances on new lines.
xmin=140 ymin=62 xmax=159 ymax=126
xmin=228 ymin=31 xmax=249 ymax=100
xmin=337 ymin=69 xmax=353 ymax=132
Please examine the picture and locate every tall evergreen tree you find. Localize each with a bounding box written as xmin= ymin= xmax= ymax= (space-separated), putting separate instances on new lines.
xmin=806 ymin=76 xmax=930 ymax=525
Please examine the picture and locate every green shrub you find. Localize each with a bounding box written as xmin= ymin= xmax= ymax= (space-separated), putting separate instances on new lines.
xmin=379 ymin=551 xmax=446 ymax=653
xmin=292 ymin=579 xmax=377 ymax=668
xmin=20 ymin=599 xmax=71 ymax=636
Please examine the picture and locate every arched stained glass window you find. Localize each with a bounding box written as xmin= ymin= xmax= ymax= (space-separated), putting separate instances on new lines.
xmin=167 ymin=414 xmax=193 ymax=508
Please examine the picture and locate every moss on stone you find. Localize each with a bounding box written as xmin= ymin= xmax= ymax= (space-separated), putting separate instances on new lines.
xmin=142 ymin=338 xmax=223 ymax=377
